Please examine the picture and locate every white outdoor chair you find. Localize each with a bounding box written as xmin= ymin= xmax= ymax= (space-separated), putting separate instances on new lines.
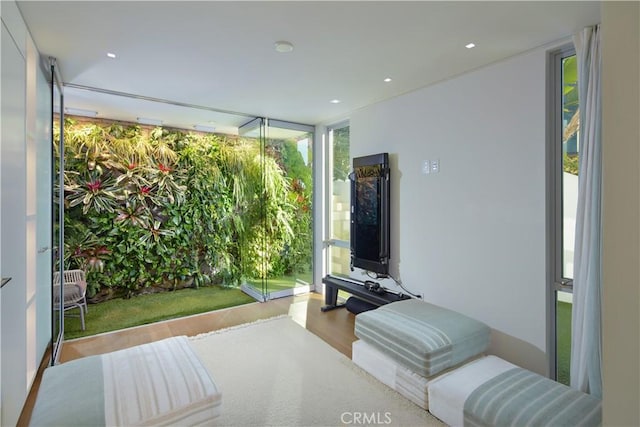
xmin=53 ymin=269 xmax=88 ymax=330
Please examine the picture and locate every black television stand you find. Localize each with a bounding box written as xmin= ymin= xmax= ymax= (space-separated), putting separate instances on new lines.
xmin=321 ymin=275 xmax=410 ymax=312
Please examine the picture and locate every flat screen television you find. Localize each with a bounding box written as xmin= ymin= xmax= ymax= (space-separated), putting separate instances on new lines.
xmin=350 ymin=153 xmax=390 ymax=276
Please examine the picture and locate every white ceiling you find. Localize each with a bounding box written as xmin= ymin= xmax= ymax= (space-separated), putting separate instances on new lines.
xmin=18 ymin=1 xmax=600 ymax=135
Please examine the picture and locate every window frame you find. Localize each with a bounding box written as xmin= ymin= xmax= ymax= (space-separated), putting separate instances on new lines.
xmin=546 ymin=44 xmax=577 ymax=380
xmin=324 ymin=121 xmax=350 ymax=278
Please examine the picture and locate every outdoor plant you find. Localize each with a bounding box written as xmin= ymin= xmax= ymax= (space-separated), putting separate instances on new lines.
xmin=57 ymin=118 xmax=308 ymax=300
xmin=562 ymin=55 xmax=580 ymax=176
xmin=268 ymin=140 xmax=313 ymax=276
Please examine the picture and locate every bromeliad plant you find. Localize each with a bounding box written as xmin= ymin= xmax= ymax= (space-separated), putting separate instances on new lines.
xmin=58 ymin=118 xmax=305 ymax=300
xmin=66 ymin=172 xmax=119 ymax=214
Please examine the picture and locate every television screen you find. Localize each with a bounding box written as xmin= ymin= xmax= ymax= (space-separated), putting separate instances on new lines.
xmin=350 ymin=153 xmax=390 ymax=275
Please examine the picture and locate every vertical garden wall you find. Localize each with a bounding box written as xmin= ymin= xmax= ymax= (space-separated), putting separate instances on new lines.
xmin=57 ymin=118 xmax=312 ymax=301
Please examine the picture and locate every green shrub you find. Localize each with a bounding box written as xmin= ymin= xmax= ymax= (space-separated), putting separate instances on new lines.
xmin=563 ymin=153 xmax=579 ymax=176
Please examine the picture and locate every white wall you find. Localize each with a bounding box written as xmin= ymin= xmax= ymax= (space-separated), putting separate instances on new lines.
xmin=1 ymin=6 xmax=29 ymax=424
xmin=1 ymin=1 xmax=52 ymax=424
xmin=0 ymin=0 xmax=3 ymax=418
xmin=349 ymin=47 xmax=550 ymax=374
xmin=601 ymin=2 xmax=639 ymax=425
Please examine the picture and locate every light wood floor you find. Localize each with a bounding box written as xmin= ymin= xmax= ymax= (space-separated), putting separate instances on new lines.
xmin=18 ymin=292 xmax=357 ymax=426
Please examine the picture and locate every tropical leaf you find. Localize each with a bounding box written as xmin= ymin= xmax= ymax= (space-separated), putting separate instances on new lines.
xmin=66 ymin=173 xmax=119 ymax=214
xmin=114 ymin=198 xmax=152 ymax=228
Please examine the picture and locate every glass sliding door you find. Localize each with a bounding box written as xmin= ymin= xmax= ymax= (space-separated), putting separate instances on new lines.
xmin=35 ymin=54 xmax=54 ymax=368
xmin=237 ymin=118 xmax=268 ymax=301
xmin=239 ymin=118 xmax=314 ymax=301
xmin=51 ymin=59 xmax=65 ymax=364
xmin=264 ymin=120 xmax=314 ymax=299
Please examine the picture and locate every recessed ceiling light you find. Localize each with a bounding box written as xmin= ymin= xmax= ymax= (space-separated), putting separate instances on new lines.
xmin=107 ymin=52 xmax=117 ymax=58
xmin=64 ymin=107 xmax=98 ymax=117
xmin=383 ymin=77 xmax=392 ymax=83
xmin=137 ymin=117 xmax=162 ymax=126
xmin=65 ymin=108 xmax=98 ymax=117
xmin=330 ymin=99 xmax=341 ymax=104
xmin=465 ymin=43 xmax=476 ymax=49
xmin=194 ymin=124 xmax=216 ymax=133
xmin=274 ymin=41 xmax=294 ymax=53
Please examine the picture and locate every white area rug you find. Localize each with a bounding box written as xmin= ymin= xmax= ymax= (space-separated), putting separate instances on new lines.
xmin=189 ymin=316 xmax=444 ymax=426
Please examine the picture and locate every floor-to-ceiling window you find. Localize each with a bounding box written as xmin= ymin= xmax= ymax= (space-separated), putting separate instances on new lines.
xmin=325 ymin=122 xmax=350 ymax=278
xmin=548 ymin=46 xmax=578 ymax=385
xmin=239 ymin=118 xmax=315 ymax=301
xmin=51 ymin=86 xmax=315 ymax=337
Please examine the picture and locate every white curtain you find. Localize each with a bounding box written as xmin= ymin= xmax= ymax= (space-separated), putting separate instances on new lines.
xmin=570 ymin=25 xmax=602 ymax=398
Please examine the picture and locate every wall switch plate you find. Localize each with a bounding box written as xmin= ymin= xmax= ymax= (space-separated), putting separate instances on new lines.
xmin=430 ymin=159 xmax=440 ymax=173
xmin=422 ymin=160 xmax=431 ymax=174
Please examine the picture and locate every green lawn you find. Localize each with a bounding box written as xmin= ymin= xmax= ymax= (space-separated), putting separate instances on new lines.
xmin=557 ymin=301 xmax=572 ymax=385
xmin=245 ymin=272 xmax=313 ymax=294
xmin=63 ymin=286 xmax=255 ymax=340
